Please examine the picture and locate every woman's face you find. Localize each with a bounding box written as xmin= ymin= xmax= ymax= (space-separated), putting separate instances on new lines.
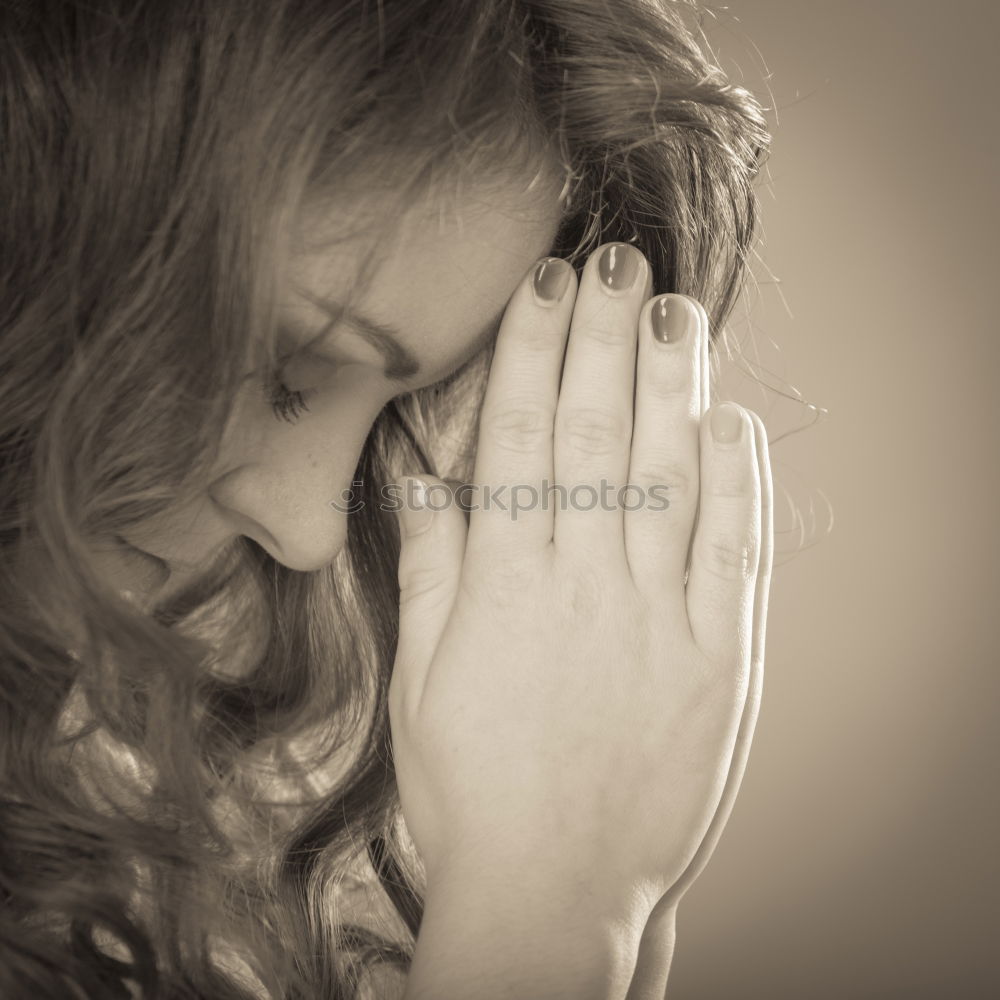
xmin=102 ymin=173 xmax=566 ymax=603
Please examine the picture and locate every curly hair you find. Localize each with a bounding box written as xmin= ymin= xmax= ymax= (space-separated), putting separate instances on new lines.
xmin=0 ymin=0 xmax=770 ymax=996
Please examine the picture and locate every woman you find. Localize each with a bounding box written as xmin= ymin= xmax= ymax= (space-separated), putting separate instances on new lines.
xmin=0 ymin=0 xmax=773 ymax=997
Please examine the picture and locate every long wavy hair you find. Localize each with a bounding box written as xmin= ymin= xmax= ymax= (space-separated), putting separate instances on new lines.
xmin=0 ymin=0 xmax=770 ymax=996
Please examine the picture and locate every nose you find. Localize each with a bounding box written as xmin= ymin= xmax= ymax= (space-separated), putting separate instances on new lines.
xmin=209 ymin=395 xmax=385 ymax=572
xmin=210 ymin=466 xmax=349 ymax=571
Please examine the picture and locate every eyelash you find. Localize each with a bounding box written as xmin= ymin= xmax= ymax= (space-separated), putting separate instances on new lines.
xmin=263 ymin=369 xmax=311 ymax=423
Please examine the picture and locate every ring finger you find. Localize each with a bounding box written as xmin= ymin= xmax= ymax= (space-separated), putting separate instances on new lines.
xmin=625 ymin=294 xmax=707 ymax=604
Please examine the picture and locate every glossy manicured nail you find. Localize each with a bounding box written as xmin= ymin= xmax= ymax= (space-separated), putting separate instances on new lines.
xmin=532 ymin=257 xmax=572 ymax=306
xmin=597 ymin=243 xmax=642 ymax=293
xmin=651 ymin=295 xmax=695 ymax=344
xmin=711 ymin=402 xmax=744 ymax=443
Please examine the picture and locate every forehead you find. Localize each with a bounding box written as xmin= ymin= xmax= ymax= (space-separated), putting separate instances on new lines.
xmin=282 ymin=170 xmax=567 ymax=379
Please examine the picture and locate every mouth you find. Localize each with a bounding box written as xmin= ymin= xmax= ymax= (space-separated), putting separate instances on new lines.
xmin=113 ymin=535 xmax=171 ymax=592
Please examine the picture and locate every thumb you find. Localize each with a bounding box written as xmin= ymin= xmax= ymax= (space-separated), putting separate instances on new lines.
xmin=392 ymin=474 xmax=467 ymax=691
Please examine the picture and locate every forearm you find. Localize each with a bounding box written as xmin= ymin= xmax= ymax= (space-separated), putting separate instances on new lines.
xmin=624 ymin=902 xmax=677 ymax=1000
xmin=403 ymin=863 xmax=647 ymax=1000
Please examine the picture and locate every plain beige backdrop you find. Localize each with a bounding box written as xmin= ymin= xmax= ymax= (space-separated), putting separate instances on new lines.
xmin=669 ymin=2 xmax=999 ymax=997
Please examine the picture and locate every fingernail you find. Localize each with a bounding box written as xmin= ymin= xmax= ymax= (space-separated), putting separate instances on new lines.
xmin=711 ymin=403 xmax=744 ymax=443
xmin=651 ymin=295 xmax=695 ymax=344
xmin=598 ymin=243 xmax=642 ymax=293
xmin=532 ymin=257 xmax=572 ymax=306
xmin=397 ymin=476 xmax=435 ymax=535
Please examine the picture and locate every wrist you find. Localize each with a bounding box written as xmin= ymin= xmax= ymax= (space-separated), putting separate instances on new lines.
xmin=406 ymin=857 xmax=650 ymax=1000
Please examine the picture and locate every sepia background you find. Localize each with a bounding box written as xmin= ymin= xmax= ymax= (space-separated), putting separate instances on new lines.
xmin=670 ymin=2 xmax=999 ymax=997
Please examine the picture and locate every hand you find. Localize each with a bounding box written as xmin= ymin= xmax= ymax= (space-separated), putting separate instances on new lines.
xmin=388 ymin=242 xmax=773 ymax=924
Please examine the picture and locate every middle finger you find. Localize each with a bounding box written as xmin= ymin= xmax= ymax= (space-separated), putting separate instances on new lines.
xmin=553 ymin=242 xmax=651 ymax=560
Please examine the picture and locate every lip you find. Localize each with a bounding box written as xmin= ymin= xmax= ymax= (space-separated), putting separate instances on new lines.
xmin=113 ymin=535 xmax=171 ymax=588
xmin=119 ymin=533 xmax=241 ymax=586
xmin=116 ymin=535 xmax=213 ymax=573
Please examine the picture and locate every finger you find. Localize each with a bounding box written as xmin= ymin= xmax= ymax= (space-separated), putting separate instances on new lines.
xmin=552 ymin=242 xmax=651 ymax=562
xmin=466 ymin=257 xmax=576 ymax=560
xmin=682 ymin=302 xmax=713 ymax=588
xmin=685 ymin=402 xmax=760 ymax=668
xmin=390 ymin=475 xmax=470 ymax=710
xmin=748 ymin=412 xmax=774 ymax=678
xmin=661 ymin=409 xmax=773 ymax=906
xmin=697 ymin=302 xmax=713 ymax=517
xmin=625 ymin=294 xmax=706 ymax=605
xmin=722 ymin=409 xmax=773 ymax=787
xmin=702 ymin=307 xmax=712 ymax=421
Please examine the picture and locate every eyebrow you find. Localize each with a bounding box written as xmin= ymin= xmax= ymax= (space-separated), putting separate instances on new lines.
xmin=286 ymin=296 xmax=509 ymax=384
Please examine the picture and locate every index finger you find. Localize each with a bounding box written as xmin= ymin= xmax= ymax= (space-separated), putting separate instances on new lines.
xmin=466 ymin=257 xmax=576 ymax=560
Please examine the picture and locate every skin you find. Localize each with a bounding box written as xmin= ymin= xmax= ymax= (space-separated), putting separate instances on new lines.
xmin=383 ymin=194 xmax=773 ymax=995
xmin=87 ymin=166 xmax=772 ymax=995
xmin=99 ymin=170 xmax=568 ymax=602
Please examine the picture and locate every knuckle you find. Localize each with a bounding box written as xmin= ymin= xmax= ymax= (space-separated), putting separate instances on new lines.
xmin=460 ymin=557 xmax=535 ymax=610
xmin=706 ymin=470 xmax=753 ymax=500
xmin=643 ymin=359 xmax=691 ymax=400
xmin=557 ymin=404 xmax=628 ymax=456
xmin=631 ymin=457 xmax=694 ymax=502
xmin=560 ymin=563 xmax=605 ymax=619
xmin=509 ymin=315 xmax=565 ymax=353
xmin=695 ymin=530 xmax=758 ymax=581
xmin=490 ymin=557 xmax=535 ymax=592
xmin=579 ymin=319 xmax=632 ymax=348
xmin=398 ymin=564 xmax=446 ymax=606
xmin=486 ymin=403 xmax=553 ymax=453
